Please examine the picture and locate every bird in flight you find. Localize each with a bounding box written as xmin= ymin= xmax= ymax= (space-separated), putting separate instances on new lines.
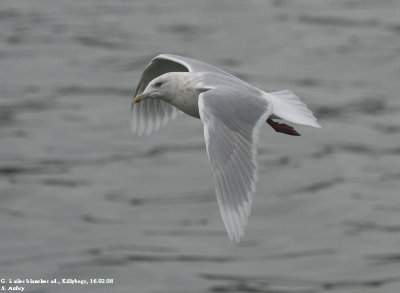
xmin=131 ymin=54 xmax=321 ymax=241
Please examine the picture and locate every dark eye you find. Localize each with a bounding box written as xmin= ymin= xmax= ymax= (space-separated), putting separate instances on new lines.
xmin=154 ymin=81 xmax=163 ymax=87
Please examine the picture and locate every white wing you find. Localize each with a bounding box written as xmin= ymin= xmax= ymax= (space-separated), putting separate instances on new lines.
xmin=130 ymin=98 xmax=179 ymax=136
xmin=131 ymin=54 xmax=239 ymax=136
xmin=198 ymin=87 xmax=272 ymax=241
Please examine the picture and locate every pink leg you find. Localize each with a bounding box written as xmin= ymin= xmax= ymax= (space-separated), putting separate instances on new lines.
xmin=267 ymin=118 xmax=300 ymax=136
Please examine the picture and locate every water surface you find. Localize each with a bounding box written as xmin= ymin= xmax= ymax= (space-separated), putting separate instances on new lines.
xmin=1 ymin=0 xmax=400 ymax=292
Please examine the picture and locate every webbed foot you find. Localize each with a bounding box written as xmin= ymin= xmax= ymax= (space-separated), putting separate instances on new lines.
xmin=267 ymin=118 xmax=300 ymax=136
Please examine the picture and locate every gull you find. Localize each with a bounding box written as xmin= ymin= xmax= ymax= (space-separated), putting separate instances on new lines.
xmin=131 ymin=54 xmax=320 ymax=242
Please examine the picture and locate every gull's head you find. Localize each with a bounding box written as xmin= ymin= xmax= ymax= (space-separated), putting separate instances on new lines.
xmin=133 ymin=74 xmax=176 ymax=104
xmin=133 ymin=72 xmax=203 ymax=105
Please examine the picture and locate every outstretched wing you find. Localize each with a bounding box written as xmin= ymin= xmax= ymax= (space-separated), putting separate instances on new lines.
xmin=198 ymin=87 xmax=272 ymax=241
xmin=130 ymin=98 xmax=179 ymax=136
xmin=134 ymin=54 xmax=239 ymax=96
xmin=131 ymin=54 xmax=238 ymax=136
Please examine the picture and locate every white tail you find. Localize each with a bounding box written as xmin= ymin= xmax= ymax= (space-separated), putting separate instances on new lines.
xmin=266 ymin=90 xmax=321 ymax=128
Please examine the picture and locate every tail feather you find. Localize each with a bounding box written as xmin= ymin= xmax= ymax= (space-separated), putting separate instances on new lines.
xmin=266 ymin=90 xmax=321 ymax=128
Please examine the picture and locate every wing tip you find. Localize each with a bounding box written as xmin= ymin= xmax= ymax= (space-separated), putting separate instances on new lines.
xmin=220 ymin=200 xmax=252 ymax=242
xmin=130 ymin=100 xmax=180 ymax=136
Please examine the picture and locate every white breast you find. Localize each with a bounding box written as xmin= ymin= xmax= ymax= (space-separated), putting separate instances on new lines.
xmin=168 ymin=73 xmax=204 ymax=118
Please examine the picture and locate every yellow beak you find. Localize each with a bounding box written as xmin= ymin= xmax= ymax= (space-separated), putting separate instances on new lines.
xmin=133 ymin=93 xmax=149 ymax=104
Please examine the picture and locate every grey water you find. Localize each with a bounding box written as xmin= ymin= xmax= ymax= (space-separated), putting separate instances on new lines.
xmin=1 ymin=0 xmax=400 ymax=292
